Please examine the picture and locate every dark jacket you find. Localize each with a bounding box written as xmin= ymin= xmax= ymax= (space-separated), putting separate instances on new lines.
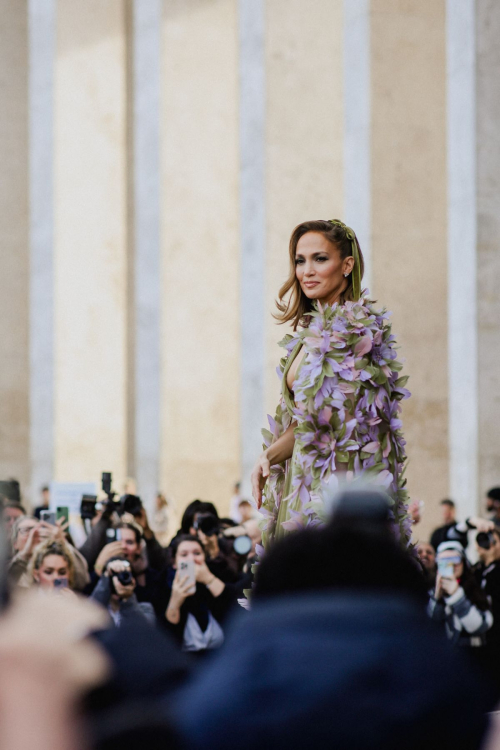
xmin=91 ymin=575 xmax=156 ymax=627
xmin=475 ymin=560 xmax=500 ymax=649
xmin=171 ymin=592 xmax=494 ymax=750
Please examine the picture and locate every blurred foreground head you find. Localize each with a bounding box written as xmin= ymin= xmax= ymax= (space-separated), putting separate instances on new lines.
xmin=172 ymin=488 xmax=494 ymax=750
xmin=254 ymin=487 xmax=427 ymax=603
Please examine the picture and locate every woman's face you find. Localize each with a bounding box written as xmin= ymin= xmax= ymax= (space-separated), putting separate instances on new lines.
xmin=295 ymin=232 xmax=354 ymax=305
xmin=175 ymin=541 xmax=205 ymax=568
xmin=35 ymin=554 xmax=69 ymax=589
xmin=437 ymin=550 xmax=464 ymax=579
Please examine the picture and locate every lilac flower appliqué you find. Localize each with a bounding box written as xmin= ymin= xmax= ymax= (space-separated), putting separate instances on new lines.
xmin=260 ymin=292 xmax=412 ymax=550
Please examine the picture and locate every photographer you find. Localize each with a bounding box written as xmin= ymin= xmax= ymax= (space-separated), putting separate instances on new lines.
xmin=429 ymin=541 xmax=492 ymax=654
xmin=165 ymin=535 xmax=237 ymax=653
xmin=91 ymin=557 xmax=155 ymax=627
xmin=92 ymin=522 xmax=167 ymax=621
xmin=79 ymin=491 xmax=168 ymax=575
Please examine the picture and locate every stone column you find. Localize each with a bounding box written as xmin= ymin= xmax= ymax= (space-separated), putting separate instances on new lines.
xmin=0 ymin=1 xmax=30 ymax=493
xmin=129 ymin=0 xmax=162 ymax=508
xmin=28 ymin=0 xmax=56 ymax=502
xmin=476 ymin=0 xmax=500 ymax=504
xmin=238 ymin=0 xmax=266 ymax=498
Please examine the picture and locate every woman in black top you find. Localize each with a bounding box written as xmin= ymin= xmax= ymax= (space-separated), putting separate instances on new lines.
xmin=165 ymin=535 xmax=237 ymax=654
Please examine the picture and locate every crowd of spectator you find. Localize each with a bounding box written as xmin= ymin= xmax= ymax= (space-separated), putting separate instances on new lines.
xmin=1 ymin=478 xmax=500 ymax=749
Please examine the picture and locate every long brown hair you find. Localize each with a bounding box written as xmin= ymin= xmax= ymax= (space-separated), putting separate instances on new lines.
xmin=275 ymin=220 xmax=365 ymax=330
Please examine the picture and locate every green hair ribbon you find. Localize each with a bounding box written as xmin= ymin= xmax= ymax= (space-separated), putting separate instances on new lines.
xmin=329 ymin=219 xmax=362 ymax=301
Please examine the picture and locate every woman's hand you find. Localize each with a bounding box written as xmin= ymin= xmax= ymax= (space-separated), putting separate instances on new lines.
xmin=166 ymin=570 xmax=194 ymax=623
xmin=440 ymin=575 xmax=459 ymax=597
xmin=251 ymin=452 xmax=270 ymax=509
xmin=194 ymin=561 xmax=214 ymax=585
xmin=19 ymin=526 xmax=41 ymax=561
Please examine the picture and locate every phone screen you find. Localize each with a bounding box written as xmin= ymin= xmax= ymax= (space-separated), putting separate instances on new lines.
xmin=56 ymin=506 xmax=69 ymax=525
xmin=438 ymin=560 xmax=455 ymax=578
xmin=179 ymin=559 xmax=196 ymax=594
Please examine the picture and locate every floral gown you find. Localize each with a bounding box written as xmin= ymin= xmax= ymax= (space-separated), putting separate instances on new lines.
xmin=260 ymin=294 xmax=412 ymax=549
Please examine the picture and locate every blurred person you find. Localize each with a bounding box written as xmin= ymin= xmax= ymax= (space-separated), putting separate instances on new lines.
xmin=194 ymin=513 xmax=238 ymax=583
xmin=152 ymin=492 xmax=170 ymax=546
xmin=3 ymin=502 xmax=26 ymax=536
xmin=429 ymin=541 xmax=492 ymax=654
xmin=0 ymin=588 xmax=109 ymax=750
xmin=486 ymin=486 xmax=500 ymax=516
xmin=474 ymin=529 xmax=500 ymax=690
xmin=33 ymin=484 xmax=50 ymax=519
xmin=430 ymin=499 xmax=494 ymax=550
xmin=172 ymin=490 xmax=494 ymax=750
xmin=417 ymin=541 xmax=437 ymax=591
xmin=0 ymin=478 xmax=21 ymax=504
xmin=91 ymin=557 xmax=155 ymax=627
xmin=9 ymin=515 xmax=89 ymax=590
xmin=229 ymin=481 xmax=242 ymax=523
xmin=165 ymin=535 xmax=237 ymax=654
xmin=28 ymin=539 xmax=75 ymax=591
xmin=251 ymin=220 xmax=411 ymax=549
xmin=487 ymin=488 xmax=500 ymax=527
xmin=237 ymin=499 xmax=256 ymax=523
xmin=79 ymin=493 xmax=167 ymax=574
xmin=408 ymin=498 xmax=423 ymax=526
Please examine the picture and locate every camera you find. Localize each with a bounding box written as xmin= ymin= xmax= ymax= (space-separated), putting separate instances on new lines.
xmin=114 ymin=568 xmax=133 ymax=586
xmin=477 ymin=531 xmax=494 ymax=550
xmin=194 ymin=513 xmax=219 ymax=537
xmin=118 ymin=494 xmax=143 ymax=518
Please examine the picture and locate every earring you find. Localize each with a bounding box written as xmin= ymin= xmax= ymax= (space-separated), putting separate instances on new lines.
xmin=344 ymin=273 xmax=349 ymax=278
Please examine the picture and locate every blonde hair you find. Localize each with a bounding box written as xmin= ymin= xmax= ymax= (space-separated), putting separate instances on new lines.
xmin=29 ymin=539 xmax=75 ymax=588
xmin=275 ymin=220 xmax=365 ymax=330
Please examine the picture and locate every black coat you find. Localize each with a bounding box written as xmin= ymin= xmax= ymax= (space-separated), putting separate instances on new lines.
xmin=171 ymin=592 xmax=495 ymax=750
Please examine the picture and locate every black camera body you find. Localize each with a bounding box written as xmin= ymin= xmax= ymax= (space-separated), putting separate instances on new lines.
xmin=114 ymin=569 xmax=133 ymax=586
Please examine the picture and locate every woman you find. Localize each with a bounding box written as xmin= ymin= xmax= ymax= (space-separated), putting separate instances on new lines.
xmin=28 ymin=539 xmax=75 ymax=590
xmin=251 ymin=220 xmax=411 ymax=547
xmin=165 ymin=535 xmax=236 ymax=654
xmin=429 ymin=541 xmax=492 ymax=651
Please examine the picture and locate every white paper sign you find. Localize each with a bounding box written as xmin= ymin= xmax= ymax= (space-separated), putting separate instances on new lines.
xmin=49 ymin=481 xmax=97 ymax=515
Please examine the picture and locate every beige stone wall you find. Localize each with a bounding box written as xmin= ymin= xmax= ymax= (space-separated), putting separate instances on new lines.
xmin=160 ymin=0 xmax=240 ymax=515
xmin=0 ymin=2 xmax=30 ymax=490
xmin=264 ymin=0 xmax=345 ymax=418
xmin=2 ymin=0 xmax=498 ymax=533
xmin=476 ymin=1 xmax=500 ymax=508
xmin=371 ymin=0 xmax=448 ymax=542
xmin=54 ymin=0 xmax=128 ymax=486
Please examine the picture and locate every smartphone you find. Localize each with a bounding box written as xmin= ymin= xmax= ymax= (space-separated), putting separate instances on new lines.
xmin=40 ymin=510 xmax=56 ymax=526
xmin=179 ymin=559 xmax=196 ymax=595
xmin=437 ymin=560 xmax=455 ymax=578
xmin=56 ymin=506 xmax=69 ymax=525
xmin=106 ymin=528 xmax=122 ymax=543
